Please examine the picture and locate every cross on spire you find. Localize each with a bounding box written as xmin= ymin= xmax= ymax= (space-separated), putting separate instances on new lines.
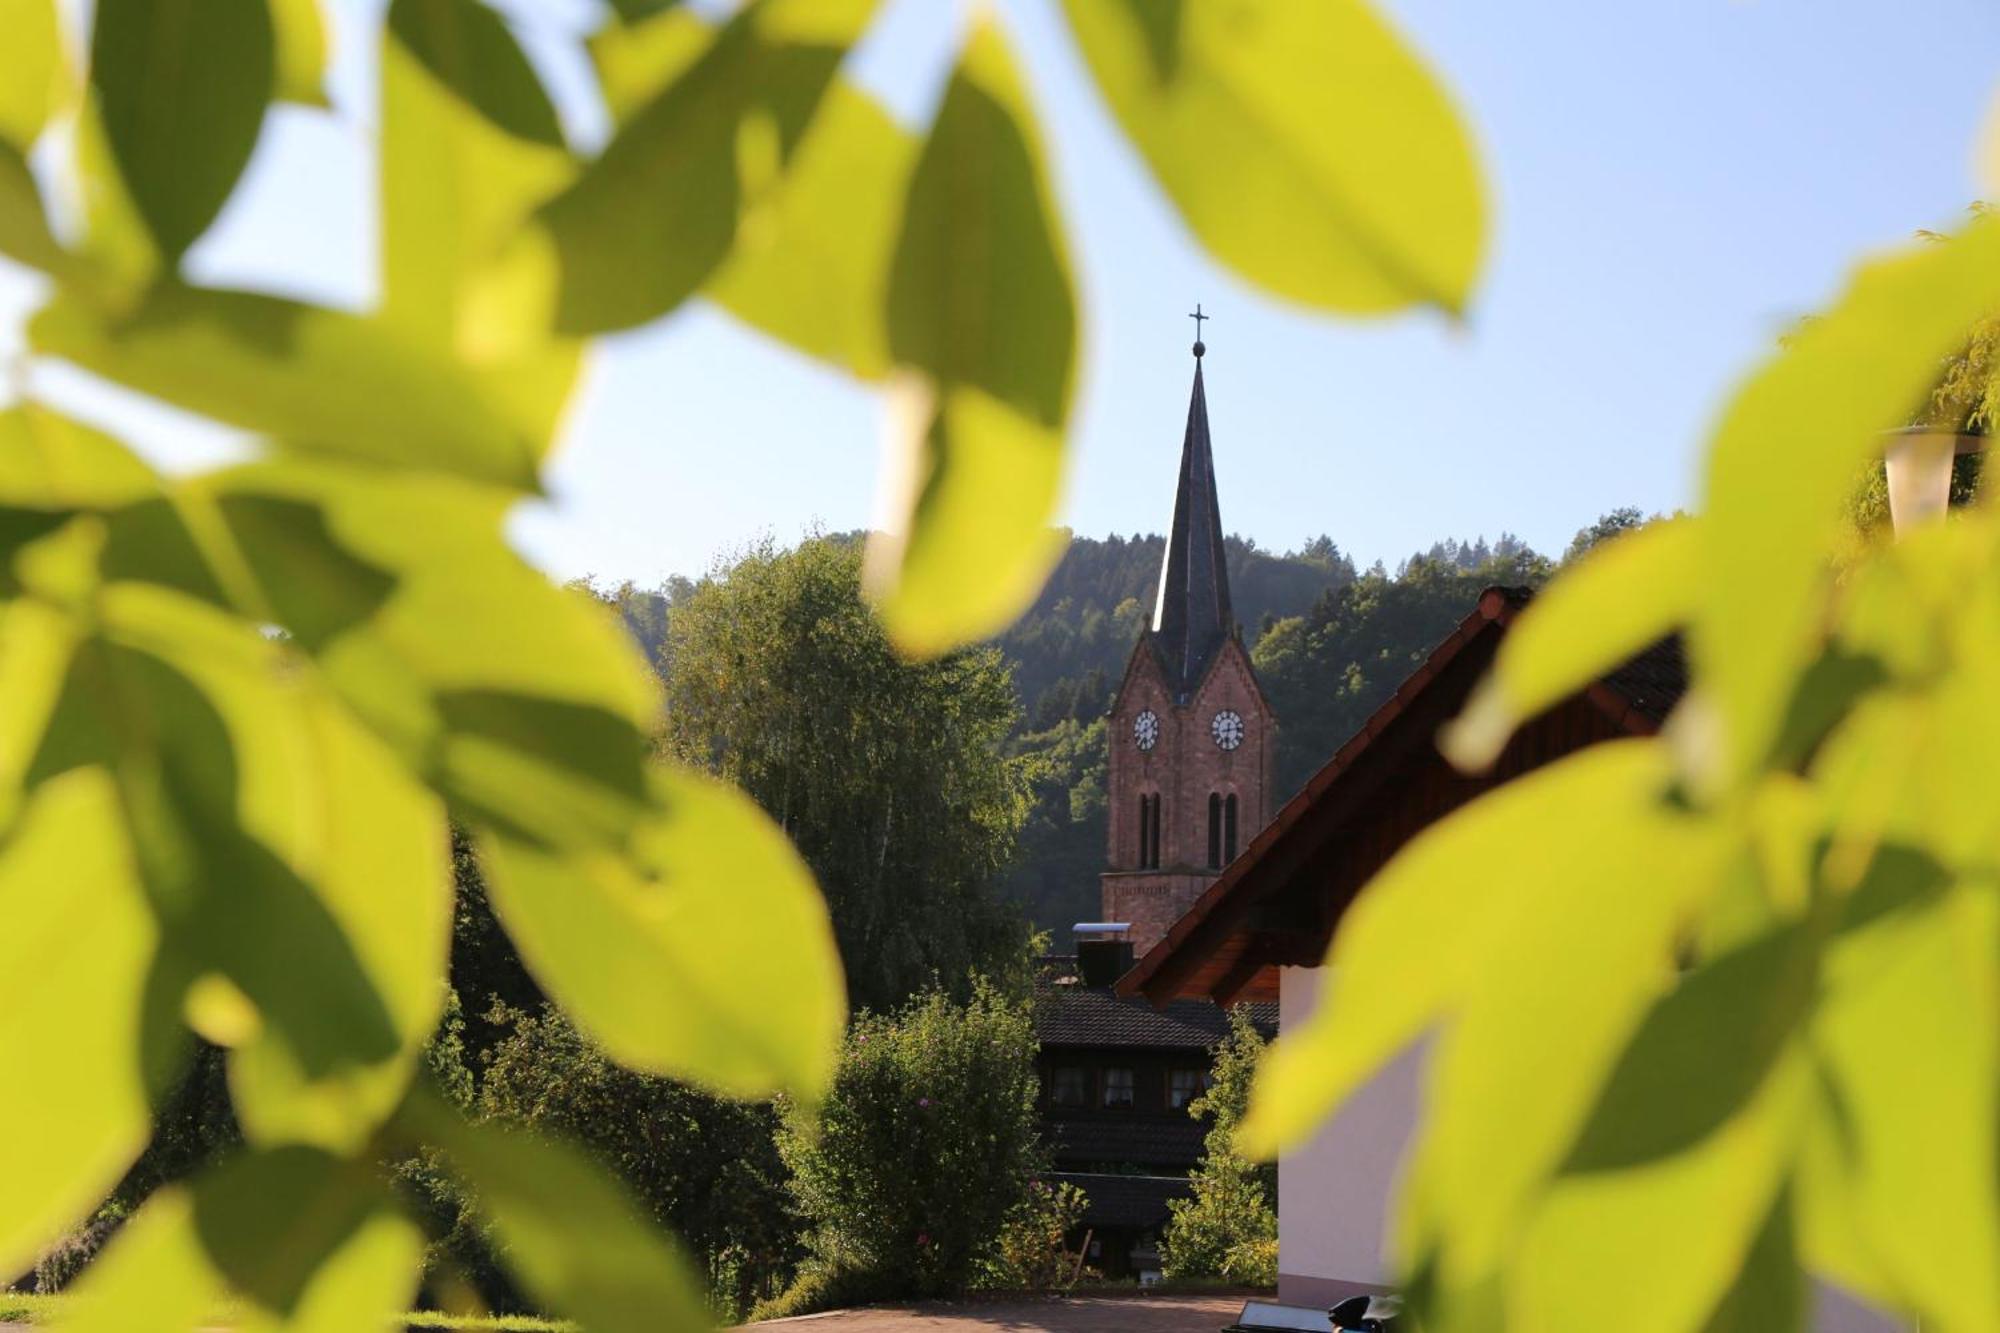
xmin=1189 ymin=304 xmax=1208 ymax=357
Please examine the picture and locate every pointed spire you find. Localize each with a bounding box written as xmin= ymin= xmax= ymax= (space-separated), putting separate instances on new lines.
xmin=1151 ymin=332 xmax=1233 ymax=698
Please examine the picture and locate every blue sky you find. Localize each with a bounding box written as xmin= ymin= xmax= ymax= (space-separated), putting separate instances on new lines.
xmin=4 ymin=0 xmax=1997 ymax=585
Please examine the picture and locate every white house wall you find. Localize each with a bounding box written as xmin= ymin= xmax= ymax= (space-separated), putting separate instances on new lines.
xmin=1273 ymin=965 xmax=1902 ymax=1330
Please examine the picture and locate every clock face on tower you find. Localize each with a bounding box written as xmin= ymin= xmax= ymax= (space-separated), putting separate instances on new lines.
xmin=1211 ymin=710 xmax=1245 ymax=751
xmin=1133 ymin=709 xmax=1159 ymax=751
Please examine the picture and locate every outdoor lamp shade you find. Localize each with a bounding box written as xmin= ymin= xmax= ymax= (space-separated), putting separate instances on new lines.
xmin=1884 ymin=431 xmax=1960 ymax=537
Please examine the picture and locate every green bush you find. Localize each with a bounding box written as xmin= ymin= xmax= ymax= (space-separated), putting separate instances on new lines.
xmin=977 ymin=1178 xmax=1091 ymax=1291
xmin=776 ymin=983 xmax=1047 ymax=1306
xmin=1161 ymin=1008 xmax=1278 ymax=1287
xmin=472 ymin=1004 xmax=799 ymax=1321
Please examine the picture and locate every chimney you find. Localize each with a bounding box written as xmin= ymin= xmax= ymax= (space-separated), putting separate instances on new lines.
xmin=1073 ymin=922 xmax=1135 ymax=989
xmin=1884 ymin=428 xmax=1981 ymax=536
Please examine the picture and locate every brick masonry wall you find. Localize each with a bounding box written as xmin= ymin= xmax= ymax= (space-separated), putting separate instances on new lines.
xmin=1102 ymin=634 xmax=1276 ymax=952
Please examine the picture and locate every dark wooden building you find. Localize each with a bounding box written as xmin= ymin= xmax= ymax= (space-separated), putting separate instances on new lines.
xmin=1036 ymin=938 xmax=1275 ymax=1278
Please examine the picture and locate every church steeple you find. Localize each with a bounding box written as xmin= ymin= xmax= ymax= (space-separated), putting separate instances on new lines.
xmin=1150 ymin=331 xmax=1233 ymax=699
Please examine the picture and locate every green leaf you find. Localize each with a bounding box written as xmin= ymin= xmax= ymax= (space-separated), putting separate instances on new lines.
xmin=89 ymin=0 xmax=274 ymax=263
xmin=608 ymin=0 xmax=685 ymax=23
xmin=870 ymin=19 xmax=1077 ymax=656
xmin=192 ymin=1147 xmax=423 ymax=1327
xmin=479 ymin=764 xmax=844 ymax=1101
xmin=1241 ymin=741 xmax=1709 ymax=1160
xmin=405 ymin=1089 xmax=710 ymax=1333
xmin=270 ymin=0 xmax=331 ymax=107
xmin=1061 ymin=0 xmax=1486 ymax=316
xmin=588 ymin=5 xmax=715 ymax=124
xmin=708 ymin=82 xmax=914 ymax=380
xmin=1386 ymin=750 xmax=1734 ymax=1293
xmin=1512 ymin=1050 xmax=1810 ymax=1333
xmin=0 ymin=0 xmax=67 ymax=148
xmin=1702 ymin=1193 xmax=1804 ymax=1333
xmin=62 ymin=1151 xmax=423 ymax=1333
xmin=1443 ymin=518 xmax=1696 ymax=772
xmin=34 ymin=588 xmax=451 ymax=1154
xmin=199 ymin=460 xmax=659 ymax=847
xmin=0 ymin=766 xmax=164 ymax=1280
xmin=0 ymin=139 xmax=69 ymax=276
xmin=0 ymin=596 xmax=79 ymax=829
xmin=30 ymin=285 xmax=544 ymax=490
xmin=1696 ymin=219 xmax=2000 ymax=787
xmin=58 ymin=1188 xmax=220 ymax=1333
xmin=0 ymin=405 xmax=159 ymax=511
xmin=1805 ymin=878 xmax=2000 ymax=1330
xmin=534 ymin=0 xmax=878 ymax=334
xmin=1496 ymin=921 xmax=1820 ymax=1333
xmin=381 ymin=0 xmax=581 ymax=446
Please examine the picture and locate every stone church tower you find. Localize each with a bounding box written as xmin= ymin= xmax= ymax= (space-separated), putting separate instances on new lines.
xmin=1101 ymin=338 xmax=1275 ymax=953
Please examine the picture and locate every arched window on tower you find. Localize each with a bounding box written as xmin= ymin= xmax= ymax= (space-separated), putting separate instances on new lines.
xmin=1207 ymin=792 xmax=1223 ymax=869
xmin=1138 ymin=793 xmax=1162 ymax=869
xmin=1225 ymin=793 xmax=1240 ymax=863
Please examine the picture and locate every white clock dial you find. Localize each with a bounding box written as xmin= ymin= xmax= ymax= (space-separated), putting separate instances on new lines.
xmin=1133 ymin=709 xmax=1159 ymax=751
xmin=1211 ymin=710 xmax=1245 ymax=751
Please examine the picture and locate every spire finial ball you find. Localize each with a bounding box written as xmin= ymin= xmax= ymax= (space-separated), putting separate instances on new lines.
xmin=1193 ymin=340 xmax=1205 ymax=358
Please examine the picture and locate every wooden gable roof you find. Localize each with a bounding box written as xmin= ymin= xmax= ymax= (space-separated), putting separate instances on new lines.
xmin=1116 ymin=586 xmax=1687 ymax=1007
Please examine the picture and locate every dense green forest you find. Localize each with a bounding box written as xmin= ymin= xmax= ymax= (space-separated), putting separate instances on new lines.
xmin=606 ymin=513 xmax=1642 ymax=936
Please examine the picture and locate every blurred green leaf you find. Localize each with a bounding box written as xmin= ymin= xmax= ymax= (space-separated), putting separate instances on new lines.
xmin=1513 ymin=1049 xmax=1810 ymax=1333
xmin=480 ymin=764 xmax=844 ymax=1101
xmin=0 ymin=405 xmax=158 ymax=511
xmin=0 ymin=0 xmax=67 ymax=148
xmin=58 ymin=1188 xmax=220 ymax=1333
xmin=608 ymin=0 xmax=686 ymax=23
xmin=270 ymin=0 xmax=331 ymax=107
xmin=1807 ymin=878 xmax=2000 ymax=1330
xmin=1701 ymin=1194 xmax=1804 ymax=1333
xmin=0 ymin=140 xmax=68 ymax=276
xmin=89 ymin=0 xmax=274 ymax=263
xmin=1242 ymin=741 xmax=1703 ymax=1160
xmin=406 ymin=1089 xmax=710 ymax=1333
xmin=30 ymin=285 xmax=544 ymax=490
xmin=1061 ymin=0 xmax=1485 ymax=315
xmin=193 ymin=1146 xmax=423 ymax=1327
xmin=589 ymin=4 xmax=714 ymax=123
xmin=870 ymin=19 xmax=1076 ymax=657
xmin=199 ymin=460 xmax=659 ymax=840
xmin=1387 ymin=746 xmax=1732 ymax=1296
xmin=1444 ymin=518 xmax=1696 ymax=771
xmin=381 ymin=0 xmax=581 ymax=447
xmin=535 ymin=0 xmax=877 ymax=334
xmin=0 ymin=767 xmax=163 ymax=1280
xmin=709 ymin=83 xmax=914 ymax=380
xmin=1696 ymin=219 xmax=2000 ymax=787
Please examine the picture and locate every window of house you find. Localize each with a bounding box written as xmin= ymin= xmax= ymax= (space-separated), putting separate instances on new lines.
xmin=1207 ymin=792 xmax=1222 ymax=869
xmin=1225 ymin=793 xmax=1239 ymax=862
xmin=1050 ymin=1066 xmax=1088 ymax=1108
xmin=1169 ymin=1068 xmax=1204 ymax=1110
xmin=1102 ymin=1067 xmax=1136 ymax=1109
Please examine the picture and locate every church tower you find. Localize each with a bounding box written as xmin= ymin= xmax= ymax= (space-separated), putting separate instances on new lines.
xmin=1102 ymin=328 xmax=1275 ymax=953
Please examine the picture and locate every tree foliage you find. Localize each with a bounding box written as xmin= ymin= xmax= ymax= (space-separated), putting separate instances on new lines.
xmin=659 ymin=538 xmax=1031 ymax=1012
xmin=1249 ymin=220 xmax=2000 ymax=1333
xmin=0 ymin=0 xmax=1488 ymax=1322
xmin=774 ymin=985 xmax=1049 ymax=1310
xmin=1161 ymin=1007 xmax=1278 ymax=1287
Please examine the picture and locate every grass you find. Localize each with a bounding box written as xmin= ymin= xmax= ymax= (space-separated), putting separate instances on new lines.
xmin=0 ymin=1295 xmax=574 ymax=1331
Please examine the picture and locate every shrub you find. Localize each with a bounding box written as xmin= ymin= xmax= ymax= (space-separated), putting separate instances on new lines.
xmin=1161 ymin=1008 xmax=1278 ymax=1286
xmin=978 ymin=1178 xmax=1091 ymax=1290
xmin=473 ymin=1004 xmax=799 ymax=1321
xmin=777 ymin=983 xmax=1046 ymax=1305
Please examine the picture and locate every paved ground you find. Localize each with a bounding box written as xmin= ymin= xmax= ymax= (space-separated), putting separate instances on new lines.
xmin=740 ymin=1293 xmax=1245 ymax=1331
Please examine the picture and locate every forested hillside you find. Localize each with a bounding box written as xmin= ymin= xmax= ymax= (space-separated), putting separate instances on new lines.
xmin=998 ymin=516 xmax=1639 ymax=932
xmin=604 ymin=514 xmax=1642 ymax=937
